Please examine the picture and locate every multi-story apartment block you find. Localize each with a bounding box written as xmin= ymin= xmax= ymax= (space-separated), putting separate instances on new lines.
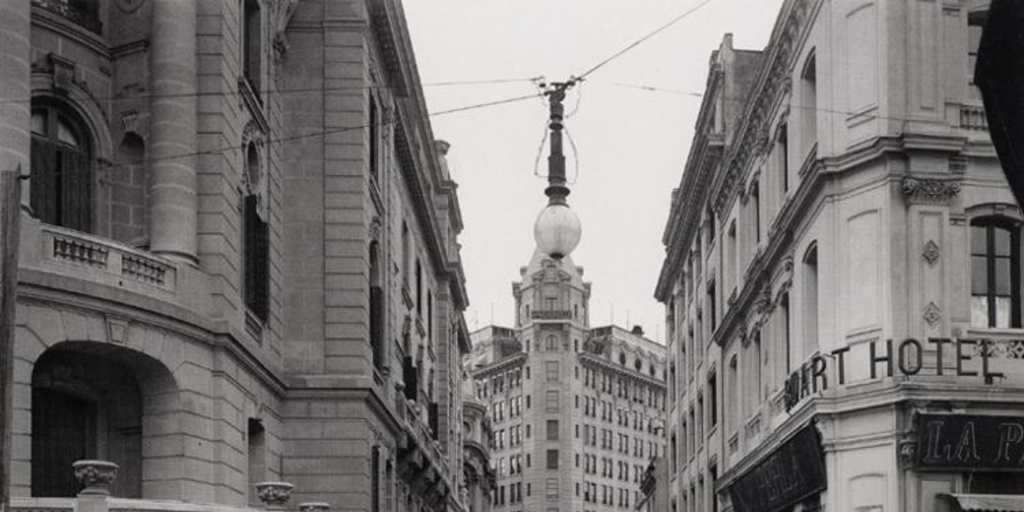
xmin=461 ymin=366 xmax=496 ymax=512
xmin=657 ymin=1 xmax=1024 ymax=511
xmin=0 ymin=1 xmax=473 ymax=511
xmin=468 ymin=250 xmax=668 ymax=512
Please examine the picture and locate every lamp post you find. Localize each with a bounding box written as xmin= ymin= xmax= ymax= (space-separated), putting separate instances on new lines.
xmin=534 ymin=81 xmax=582 ymax=260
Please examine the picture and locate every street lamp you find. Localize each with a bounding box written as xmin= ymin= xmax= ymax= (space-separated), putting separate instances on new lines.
xmin=533 ymin=82 xmax=582 ymax=260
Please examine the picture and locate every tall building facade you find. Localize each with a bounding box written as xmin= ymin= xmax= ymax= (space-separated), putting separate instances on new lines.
xmin=657 ymin=1 xmax=1023 ymax=511
xmin=0 ymin=1 xmax=474 ymax=511
xmin=468 ymin=250 xmax=668 ymax=512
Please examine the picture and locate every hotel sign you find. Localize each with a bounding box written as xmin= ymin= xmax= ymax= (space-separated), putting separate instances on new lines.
xmin=917 ymin=414 xmax=1024 ymax=471
xmin=728 ymin=426 xmax=827 ymax=512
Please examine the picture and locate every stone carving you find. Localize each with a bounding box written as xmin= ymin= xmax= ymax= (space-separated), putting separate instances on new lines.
xmin=114 ymin=0 xmax=145 ymax=13
xmin=73 ymin=460 xmax=119 ymax=495
xmin=120 ymin=110 xmax=139 ymax=133
xmin=299 ymin=504 xmax=330 ymax=512
xmin=923 ymin=302 xmax=942 ymax=327
xmin=901 ymin=178 xmax=961 ymax=204
xmin=255 ymin=481 xmax=294 ymax=508
xmin=922 ymin=240 xmax=940 ymax=266
xmin=898 ymin=440 xmax=917 ymax=466
xmin=369 ymin=215 xmax=382 ymax=242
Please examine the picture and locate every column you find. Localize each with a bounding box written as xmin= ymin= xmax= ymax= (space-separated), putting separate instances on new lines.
xmin=149 ymin=0 xmax=197 ymax=262
xmin=0 ymin=0 xmax=30 ymax=207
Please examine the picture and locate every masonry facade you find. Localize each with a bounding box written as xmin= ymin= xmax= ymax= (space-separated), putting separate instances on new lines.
xmin=657 ymin=1 xmax=1024 ymax=511
xmin=1 ymin=0 xmax=473 ymax=511
xmin=468 ymin=249 xmax=668 ymax=512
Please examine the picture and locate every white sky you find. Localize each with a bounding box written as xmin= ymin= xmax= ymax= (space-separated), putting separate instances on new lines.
xmin=404 ymin=0 xmax=786 ymax=343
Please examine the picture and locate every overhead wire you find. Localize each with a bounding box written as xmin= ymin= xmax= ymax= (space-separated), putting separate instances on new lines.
xmin=0 ymin=76 xmax=542 ymax=106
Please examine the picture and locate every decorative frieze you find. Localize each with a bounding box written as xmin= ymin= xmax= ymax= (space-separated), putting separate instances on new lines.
xmin=922 ymin=302 xmax=942 ymax=327
xmin=922 ymin=240 xmax=940 ymax=266
xmin=901 ymin=177 xmax=961 ymax=204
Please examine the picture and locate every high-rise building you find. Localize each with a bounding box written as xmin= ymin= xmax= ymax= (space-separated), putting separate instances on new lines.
xmin=657 ymin=1 xmax=1023 ymax=511
xmin=0 ymin=1 xmax=473 ymax=511
xmin=468 ymin=247 xmax=667 ymax=512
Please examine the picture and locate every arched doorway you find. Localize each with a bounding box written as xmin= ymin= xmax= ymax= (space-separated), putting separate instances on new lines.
xmin=30 ymin=342 xmax=177 ymax=498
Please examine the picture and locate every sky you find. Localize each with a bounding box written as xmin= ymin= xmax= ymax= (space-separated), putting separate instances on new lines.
xmin=404 ymin=0 xmax=786 ymax=343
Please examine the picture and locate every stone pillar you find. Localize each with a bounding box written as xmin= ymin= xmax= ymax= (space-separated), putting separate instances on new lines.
xmin=148 ymin=0 xmax=197 ymax=262
xmin=0 ymin=0 xmax=30 ymax=208
xmin=0 ymin=2 xmax=30 ymax=506
xmin=73 ymin=460 xmax=118 ymax=512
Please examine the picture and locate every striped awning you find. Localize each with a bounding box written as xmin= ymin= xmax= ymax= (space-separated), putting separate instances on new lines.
xmin=942 ymin=494 xmax=1024 ymax=512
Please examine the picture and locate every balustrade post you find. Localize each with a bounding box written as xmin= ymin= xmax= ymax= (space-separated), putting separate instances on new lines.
xmin=73 ymin=460 xmax=117 ymax=512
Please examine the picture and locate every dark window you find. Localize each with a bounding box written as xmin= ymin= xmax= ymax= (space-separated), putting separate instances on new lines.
xmin=708 ymin=374 xmax=717 ymax=427
xmin=243 ymin=194 xmax=270 ymax=322
xmin=707 ymin=282 xmax=717 ymax=333
xmin=30 ymin=104 xmax=92 ymax=232
xmin=752 ymin=182 xmax=761 ymax=244
xmin=547 ymin=419 xmax=559 ymax=440
xmin=369 ymin=242 xmax=385 ymax=371
xmin=968 ymin=11 xmax=988 ymax=89
xmin=369 ymin=95 xmax=379 ymax=182
xmin=972 ymin=218 xmax=1021 ymax=328
xmin=247 ymin=419 xmax=265 ymax=505
xmin=242 ymin=0 xmax=262 ymax=93
xmin=415 ymin=259 xmax=422 ymax=316
xmin=780 ymin=124 xmax=790 ymax=192
xmin=547 ymin=450 xmax=559 ymax=469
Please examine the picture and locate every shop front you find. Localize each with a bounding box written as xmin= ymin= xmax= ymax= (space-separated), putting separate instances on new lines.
xmin=725 ymin=425 xmax=827 ymax=512
xmin=911 ymin=412 xmax=1024 ymax=511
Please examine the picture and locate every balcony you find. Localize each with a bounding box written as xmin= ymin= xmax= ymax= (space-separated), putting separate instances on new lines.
xmin=959 ymin=103 xmax=989 ymax=131
xmin=531 ymin=310 xmax=573 ymax=320
xmin=19 ymin=220 xmax=212 ymax=313
xmin=32 ymin=0 xmax=102 ymax=34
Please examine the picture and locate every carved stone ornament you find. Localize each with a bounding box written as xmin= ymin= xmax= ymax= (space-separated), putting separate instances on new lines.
xmin=898 ymin=440 xmax=917 ymax=466
xmin=901 ymin=177 xmax=961 ymax=204
xmin=299 ymin=503 xmax=330 ymax=512
xmin=255 ymin=481 xmax=294 ymax=508
xmin=923 ymin=302 xmax=942 ymax=327
xmin=121 ymin=110 xmax=139 ymax=133
xmin=922 ymin=240 xmax=940 ymax=266
xmin=73 ymin=460 xmax=119 ymax=495
xmin=114 ymin=0 xmax=145 ymax=13
xmin=369 ymin=215 xmax=382 ymax=242
xmin=48 ymin=53 xmax=77 ymax=93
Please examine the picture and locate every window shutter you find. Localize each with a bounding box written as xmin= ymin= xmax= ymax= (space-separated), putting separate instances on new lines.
xmin=30 ymin=138 xmax=58 ymax=225
xmin=370 ymin=285 xmax=384 ymax=367
xmin=61 ymin=149 xmax=91 ymax=232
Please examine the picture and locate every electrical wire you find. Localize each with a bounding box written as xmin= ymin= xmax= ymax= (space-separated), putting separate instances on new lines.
xmin=575 ymin=0 xmax=716 ymax=81
xmin=533 ymin=119 xmax=551 ymax=179
xmin=564 ymin=125 xmax=580 ymax=186
xmin=27 ymin=91 xmax=542 ymax=179
xmin=0 ymin=77 xmax=542 ymax=106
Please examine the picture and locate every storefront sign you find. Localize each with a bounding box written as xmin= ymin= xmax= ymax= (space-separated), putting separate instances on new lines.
xmin=784 ymin=338 xmax=1006 ymax=410
xmin=917 ymin=414 xmax=1024 ymax=471
xmin=728 ymin=426 xmax=827 ymax=512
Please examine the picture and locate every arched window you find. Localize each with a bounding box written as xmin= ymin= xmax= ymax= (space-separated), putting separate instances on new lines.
xmin=369 ymin=241 xmax=385 ymax=371
xmin=802 ymin=243 xmax=819 ymax=358
xmin=242 ymin=142 xmax=269 ymax=324
xmin=30 ymin=103 xmax=92 ymax=232
xmin=971 ymin=217 xmax=1021 ymax=328
xmin=800 ymin=51 xmax=818 ymax=155
xmin=545 ymin=335 xmax=558 ymax=352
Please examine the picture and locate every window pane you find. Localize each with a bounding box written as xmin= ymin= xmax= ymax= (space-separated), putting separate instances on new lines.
xmin=972 ymin=256 xmax=989 ymax=294
xmin=972 ymin=295 xmax=990 ymax=327
xmin=996 ymin=257 xmax=1012 ymax=295
xmin=994 ymin=226 xmax=1012 ymax=256
xmin=996 ymin=297 xmax=1012 ymax=328
xmin=31 ymin=111 xmax=46 ymax=136
xmin=971 ymin=226 xmax=988 ymax=254
xmin=57 ymin=117 xmax=80 ymax=148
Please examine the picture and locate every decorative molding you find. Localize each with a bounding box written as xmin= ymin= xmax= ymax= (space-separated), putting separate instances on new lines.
xmin=901 ymin=177 xmax=961 ymax=205
xmin=114 ymin=0 xmax=145 ymax=13
xmin=120 ymin=109 xmax=139 ymax=133
xmin=369 ymin=215 xmax=382 ymax=242
xmin=898 ymin=440 xmax=917 ymax=467
xmin=923 ymin=302 xmax=942 ymax=327
xmin=922 ymin=240 xmax=940 ymax=266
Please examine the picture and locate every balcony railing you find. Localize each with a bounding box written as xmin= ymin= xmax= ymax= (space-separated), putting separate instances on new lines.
xmin=959 ymin=103 xmax=989 ymax=131
xmin=531 ymin=310 xmax=573 ymax=320
xmin=32 ymin=0 xmax=102 ymax=34
xmin=37 ymin=226 xmax=177 ymax=295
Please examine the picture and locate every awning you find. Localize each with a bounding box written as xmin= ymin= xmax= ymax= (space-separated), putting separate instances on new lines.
xmin=941 ymin=494 xmax=1024 ymax=512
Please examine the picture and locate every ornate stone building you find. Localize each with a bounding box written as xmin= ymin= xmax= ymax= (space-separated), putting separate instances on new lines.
xmin=657 ymin=1 xmax=1024 ymax=511
xmin=468 ymin=252 xmax=668 ymax=512
xmin=461 ymin=372 xmax=495 ymax=512
xmin=0 ymin=0 xmax=472 ymax=511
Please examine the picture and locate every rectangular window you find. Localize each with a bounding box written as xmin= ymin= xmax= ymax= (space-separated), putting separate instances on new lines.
xmin=370 ymin=446 xmax=380 ymax=512
xmin=707 ymin=282 xmax=717 ymax=333
xmin=415 ymin=259 xmax=422 ymax=316
xmin=547 ymin=449 xmax=559 ymax=469
xmin=368 ymin=95 xmax=379 ymax=182
xmin=247 ymin=419 xmax=265 ymax=504
xmin=242 ymin=0 xmax=261 ymax=92
xmin=243 ymin=194 xmax=270 ymax=322
xmin=547 ymin=419 xmax=559 ymax=440
xmin=546 ymin=390 xmax=559 ymax=412
xmin=546 ymin=361 xmax=559 ymax=381
xmin=708 ymin=374 xmax=717 ymax=427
